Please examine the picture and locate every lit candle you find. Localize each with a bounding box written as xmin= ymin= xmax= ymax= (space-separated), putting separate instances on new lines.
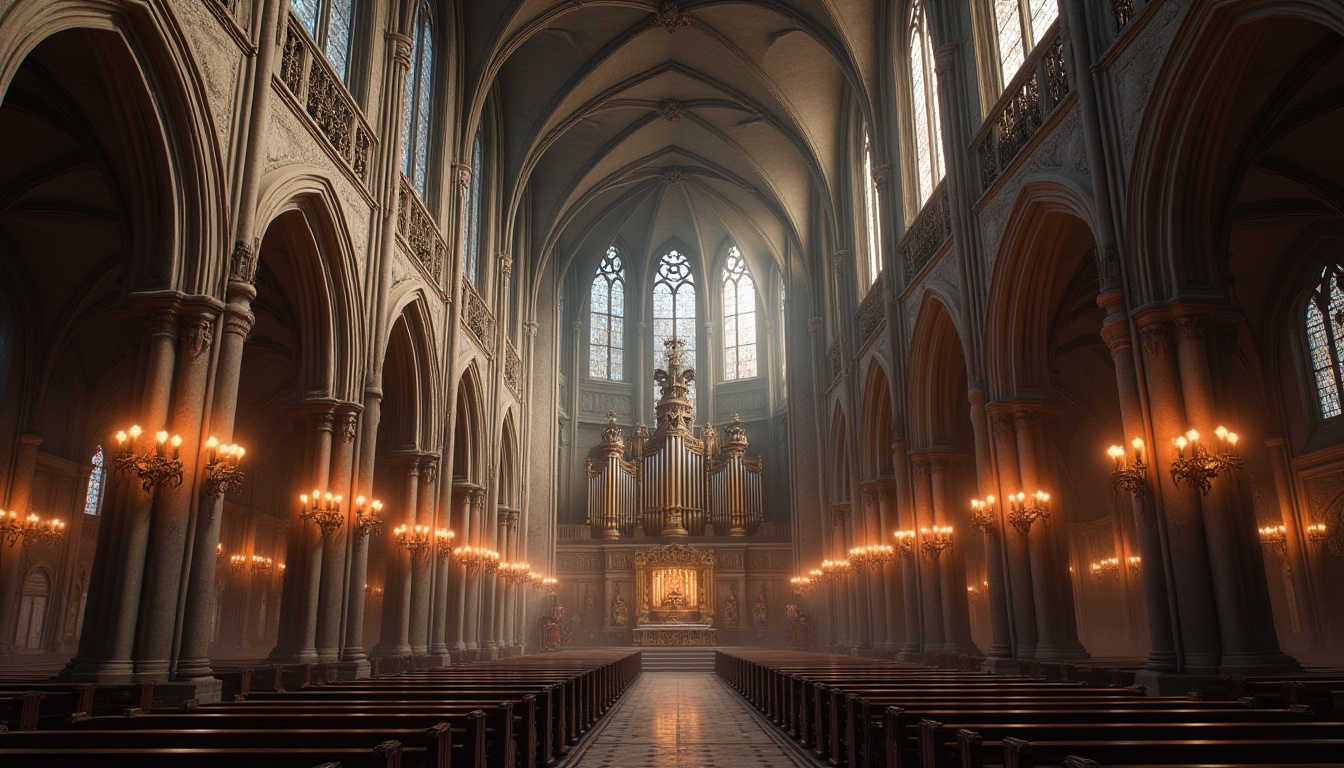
xmin=1173 ymin=435 xmax=1188 ymax=458
xmin=1108 ymin=445 xmax=1124 ymax=469
xmin=206 ymin=436 xmax=219 ymax=463
xmin=170 ymin=434 xmax=182 ymax=459
xmin=1131 ymin=437 xmax=1145 ymax=465
xmin=129 ymin=425 xmax=142 ymax=442
xmin=116 ymin=431 xmax=128 ymax=447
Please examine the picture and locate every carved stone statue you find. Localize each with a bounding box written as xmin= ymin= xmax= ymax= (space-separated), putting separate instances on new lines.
xmin=611 ymin=585 xmax=629 ymax=627
xmin=723 ymin=583 xmax=740 ymax=627
xmin=752 ymin=583 xmax=768 ymax=627
xmin=582 ymin=584 xmax=596 ymax=624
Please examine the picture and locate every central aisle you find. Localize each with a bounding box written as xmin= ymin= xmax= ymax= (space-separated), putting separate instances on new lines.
xmin=563 ymin=672 xmax=821 ymax=768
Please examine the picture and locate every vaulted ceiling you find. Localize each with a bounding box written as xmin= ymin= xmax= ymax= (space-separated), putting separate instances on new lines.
xmin=459 ymin=0 xmax=887 ymax=287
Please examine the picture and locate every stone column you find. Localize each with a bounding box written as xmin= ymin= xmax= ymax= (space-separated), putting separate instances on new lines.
xmin=480 ymin=490 xmax=500 ymax=660
xmin=876 ymin=481 xmax=903 ymax=655
xmin=1172 ymin=310 xmax=1295 ymax=673
xmin=910 ymin=456 xmax=944 ymax=653
xmin=270 ymin=407 xmax=334 ymax=663
xmin=990 ymin=408 xmax=1036 ymax=659
xmin=892 ymin=438 xmax=923 ymax=658
xmin=409 ymin=456 xmax=437 ymax=654
xmin=861 ymin=487 xmax=887 ymax=652
xmin=340 ymin=387 xmax=381 ymax=675
xmin=374 ymin=457 xmax=419 ymax=657
xmin=447 ymin=482 xmax=472 ymax=656
xmin=463 ymin=487 xmax=485 ymax=656
xmin=0 ymin=434 xmax=43 ymax=654
xmin=316 ymin=408 xmax=359 ymax=662
xmin=929 ymin=456 xmax=977 ymax=653
xmin=969 ymin=391 xmax=1014 ymax=663
xmin=1136 ymin=315 xmax=1221 ymax=673
xmin=429 ymin=471 xmax=453 ymax=659
xmin=1098 ymin=306 xmax=1177 ymax=672
xmin=177 ymin=271 xmax=257 ymax=684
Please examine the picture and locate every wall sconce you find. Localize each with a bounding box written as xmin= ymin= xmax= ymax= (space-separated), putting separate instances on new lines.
xmin=1306 ymin=522 xmax=1328 ymax=548
xmin=228 ymin=553 xmax=246 ymax=573
xmin=433 ymin=528 xmax=455 ymax=559
xmin=498 ymin=561 xmax=533 ymax=583
xmin=1007 ymin=491 xmax=1050 ymax=534
xmin=1170 ymin=427 xmax=1241 ymax=495
xmin=1108 ymin=438 xmax=1148 ymax=498
xmin=1127 ymin=555 xmax=1142 ymax=576
xmin=394 ymin=523 xmax=433 ymax=556
xmin=113 ymin=425 xmax=183 ymax=493
xmin=299 ymin=490 xmax=345 ymax=536
xmin=848 ymin=544 xmax=895 ymax=570
xmin=1089 ymin=556 xmax=1120 ymax=580
xmin=790 ymin=575 xmax=817 ymax=594
xmin=0 ymin=510 xmax=65 ymax=547
xmin=353 ymin=497 xmax=383 ymax=540
xmin=1258 ymin=524 xmax=1288 ymax=557
xmin=970 ymin=496 xmax=997 ymax=535
xmin=920 ymin=526 xmax=954 ymax=559
xmin=453 ymin=545 xmax=500 ymax=573
xmin=202 ymin=437 xmax=246 ymax=501
xmin=250 ymin=554 xmax=273 ymax=575
xmin=894 ymin=529 xmax=916 ymax=559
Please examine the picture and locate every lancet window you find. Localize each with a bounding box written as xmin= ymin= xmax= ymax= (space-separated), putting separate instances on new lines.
xmin=863 ymin=133 xmax=884 ymax=285
xmin=589 ymin=247 xmax=626 ymax=381
xmin=401 ymin=0 xmax=434 ymax=196
xmin=464 ymin=132 xmax=483 ymax=286
xmin=909 ymin=2 xmax=945 ymax=205
xmin=653 ymin=250 xmax=697 ymax=407
xmin=83 ymin=445 xmax=104 ymax=516
xmin=990 ymin=0 xmax=1058 ymax=89
xmin=1305 ymin=264 xmax=1344 ymax=418
xmin=293 ymin=0 xmax=357 ymax=82
xmin=722 ymin=247 xmax=757 ymax=380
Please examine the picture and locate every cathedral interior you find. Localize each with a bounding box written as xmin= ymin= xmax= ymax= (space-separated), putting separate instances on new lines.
xmin=1 ymin=0 xmax=1343 ymax=765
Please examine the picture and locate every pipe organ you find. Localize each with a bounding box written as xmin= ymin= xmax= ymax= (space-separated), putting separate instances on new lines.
xmin=586 ymin=338 xmax=764 ymax=539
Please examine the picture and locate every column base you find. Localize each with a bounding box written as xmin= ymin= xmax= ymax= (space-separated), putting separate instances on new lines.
xmin=942 ymin=642 xmax=982 ymax=655
xmin=1031 ymin=643 xmax=1090 ymax=662
xmin=330 ymin=659 xmax=372 ymax=680
xmin=157 ymin=679 xmax=223 ymax=706
xmin=418 ymin=653 xmax=450 ymax=669
xmin=1133 ymin=669 xmax=1233 ymax=697
xmin=267 ymin=648 xmax=320 ymax=664
xmin=980 ymin=657 xmax=1024 ymax=675
xmin=57 ymin=659 xmax=135 ymax=685
xmin=1220 ymin=653 xmax=1302 ymax=676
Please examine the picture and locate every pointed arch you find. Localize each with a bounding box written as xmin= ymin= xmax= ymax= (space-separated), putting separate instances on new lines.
xmin=860 ymin=359 xmax=896 ymax=480
xmin=452 ymin=362 xmax=487 ymax=485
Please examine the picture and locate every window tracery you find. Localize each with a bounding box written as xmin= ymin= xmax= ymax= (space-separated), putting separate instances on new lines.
xmin=908 ymin=3 xmax=945 ymax=205
xmin=401 ymin=0 xmax=433 ymax=196
xmin=83 ymin=445 xmax=104 ymax=516
xmin=590 ymin=247 xmax=626 ymax=381
xmin=1305 ymin=264 xmax=1344 ymax=418
xmin=294 ymin=0 xmax=357 ymax=83
xmin=464 ymin=132 xmax=483 ymax=286
xmin=990 ymin=0 xmax=1058 ymax=90
xmin=653 ymin=250 xmax=697 ymax=407
xmin=722 ymin=247 xmax=757 ymax=380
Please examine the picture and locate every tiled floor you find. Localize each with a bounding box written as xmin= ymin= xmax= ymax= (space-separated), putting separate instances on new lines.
xmin=562 ymin=672 xmax=822 ymax=768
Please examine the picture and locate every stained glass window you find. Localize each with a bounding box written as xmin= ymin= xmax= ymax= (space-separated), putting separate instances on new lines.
xmin=402 ymin=1 xmax=434 ymax=196
xmin=991 ymin=0 xmax=1058 ymax=90
xmin=653 ymin=250 xmax=697 ymax=407
xmin=909 ymin=3 xmax=945 ymax=206
xmin=464 ymin=133 xmax=483 ymax=286
xmin=294 ymin=0 xmax=358 ymax=83
xmin=779 ymin=287 xmax=787 ymax=398
xmin=83 ymin=446 xmax=104 ymax=516
xmin=863 ymin=134 xmax=884 ymax=285
xmin=589 ymin=247 xmax=626 ymax=381
xmin=1306 ymin=264 xmax=1344 ymax=419
xmin=723 ymin=247 xmax=758 ymax=380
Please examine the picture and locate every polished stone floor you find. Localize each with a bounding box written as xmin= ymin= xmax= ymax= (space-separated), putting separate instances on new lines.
xmin=562 ymin=672 xmax=821 ymax=768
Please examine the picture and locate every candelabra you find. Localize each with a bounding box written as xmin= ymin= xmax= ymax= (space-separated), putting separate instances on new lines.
xmin=1007 ymin=491 xmax=1050 ymax=534
xmin=847 ymin=544 xmax=895 ymax=570
xmin=113 ymin=425 xmax=184 ymax=493
xmin=434 ymin=528 xmax=455 ymax=560
xmin=1089 ymin=556 xmax=1120 ymax=581
xmin=0 ymin=510 xmax=65 ymax=547
xmin=453 ymin=545 xmax=501 ymax=574
xmin=920 ymin=526 xmax=954 ymax=559
xmin=353 ymin=497 xmax=384 ymax=540
xmin=1306 ymin=522 xmax=1328 ymax=548
xmin=1170 ymin=427 xmax=1241 ymax=495
xmin=969 ymin=497 xmax=997 ymax=535
xmin=250 ymin=555 xmax=273 ymax=575
xmin=1107 ymin=438 xmax=1148 ymax=499
xmin=1127 ymin=555 xmax=1142 ymax=576
xmin=819 ymin=559 xmax=852 ymax=581
xmin=299 ymin=490 xmax=345 ymax=536
xmin=227 ymin=554 xmax=245 ymax=573
xmin=216 ymin=542 xmax=224 ymax=564
xmin=394 ymin=524 xmax=433 ymax=556
xmin=1258 ymin=524 xmax=1288 ymax=557
xmin=541 ymin=577 xmax=558 ymax=596
xmin=201 ymin=437 xmax=246 ymax=500
xmin=966 ymin=585 xmax=984 ymax=604
xmin=790 ymin=575 xmax=817 ymax=594
xmin=894 ymin=529 xmax=916 ymax=559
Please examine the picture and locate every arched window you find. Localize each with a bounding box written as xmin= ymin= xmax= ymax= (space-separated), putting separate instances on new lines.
xmin=464 ymin=132 xmax=483 ymax=286
xmin=589 ymin=247 xmax=626 ymax=381
xmin=653 ymin=250 xmax=697 ymax=407
xmin=722 ymin=247 xmax=757 ymax=380
xmin=83 ymin=445 xmax=104 ymax=516
xmin=401 ymin=0 xmax=434 ymax=196
xmin=779 ymin=286 xmax=788 ymax=399
xmin=1305 ymin=264 xmax=1344 ymax=418
xmin=863 ymin=134 xmax=885 ymax=284
xmin=293 ymin=0 xmax=358 ymax=83
xmin=990 ymin=0 xmax=1058 ymax=89
xmin=909 ymin=2 xmax=945 ymax=205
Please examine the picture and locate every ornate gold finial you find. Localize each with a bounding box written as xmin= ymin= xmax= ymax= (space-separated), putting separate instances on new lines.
xmin=601 ymin=410 xmax=624 ymax=448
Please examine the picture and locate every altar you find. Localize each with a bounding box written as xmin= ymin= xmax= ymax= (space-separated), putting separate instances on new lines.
xmin=632 ymin=624 xmax=717 ymax=646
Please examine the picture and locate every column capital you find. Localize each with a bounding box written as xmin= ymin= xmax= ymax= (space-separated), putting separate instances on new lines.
xmin=498 ymin=251 xmax=513 ymax=280
xmin=229 ymin=239 xmax=258 ymax=285
xmin=387 ymin=32 xmax=413 ymax=70
xmin=453 ymin=163 xmax=472 ymax=191
xmin=831 ymin=250 xmax=851 ymax=273
xmin=420 ymin=456 xmax=439 ymax=486
xmin=524 ymin=320 xmax=539 ymax=338
xmin=871 ymin=162 xmax=892 ymax=191
xmin=1135 ymin=316 xmax=1172 ymax=361
xmin=933 ymin=42 xmax=958 ymax=74
xmin=337 ymin=412 xmax=359 ymax=444
xmin=1100 ymin=317 xmax=1132 ymax=357
xmin=179 ymin=312 xmax=215 ymax=359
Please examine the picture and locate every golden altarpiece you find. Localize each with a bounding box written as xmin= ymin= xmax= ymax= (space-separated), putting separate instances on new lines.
xmin=631 ymin=543 xmax=717 ymax=646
